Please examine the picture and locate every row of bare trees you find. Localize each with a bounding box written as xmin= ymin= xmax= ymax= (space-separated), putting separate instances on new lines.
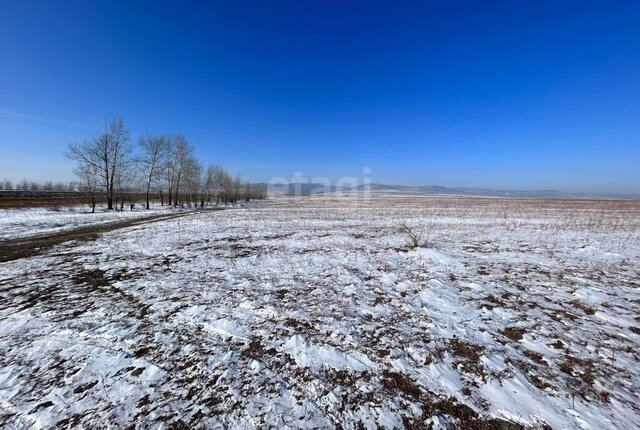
xmin=0 ymin=179 xmax=74 ymax=191
xmin=67 ymin=118 xmax=265 ymax=212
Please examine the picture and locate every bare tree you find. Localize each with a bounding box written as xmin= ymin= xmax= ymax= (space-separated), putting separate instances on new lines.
xmin=140 ymin=135 xmax=169 ymax=209
xmin=232 ymin=175 xmax=243 ymax=203
xmin=198 ymin=164 xmax=219 ymax=207
xmin=181 ymin=158 xmax=202 ymax=208
xmin=205 ymin=165 xmax=225 ymax=203
xmin=244 ymin=184 xmax=266 ymax=201
xmin=162 ymin=136 xmax=190 ymax=207
xmin=67 ymin=118 xmax=132 ymax=210
xmin=114 ymin=160 xmax=139 ymax=211
xmin=75 ymin=164 xmax=100 ymax=213
xmin=171 ymin=136 xmax=193 ymax=208
xmin=215 ymin=169 xmax=232 ymax=204
xmin=164 ymin=143 xmax=177 ymax=207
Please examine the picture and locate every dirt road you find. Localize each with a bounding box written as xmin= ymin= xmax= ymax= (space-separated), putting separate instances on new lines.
xmin=0 ymin=211 xmax=196 ymax=263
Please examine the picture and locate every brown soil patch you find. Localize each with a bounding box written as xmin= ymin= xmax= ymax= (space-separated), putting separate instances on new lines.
xmin=448 ymin=338 xmax=483 ymax=363
xmin=523 ymin=349 xmax=546 ymax=364
xmin=570 ymin=300 xmax=596 ymax=315
xmin=381 ymin=370 xmax=423 ymax=398
xmin=500 ymin=327 xmax=526 ymax=341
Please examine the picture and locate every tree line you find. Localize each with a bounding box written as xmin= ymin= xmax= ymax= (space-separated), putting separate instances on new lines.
xmin=0 ymin=179 xmax=75 ymax=192
xmin=66 ymin=118 xmax=265 ymax=212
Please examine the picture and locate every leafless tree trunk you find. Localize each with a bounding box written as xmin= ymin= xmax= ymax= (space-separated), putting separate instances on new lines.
xmin=140 ymin=135 xmax=168 ymax=209
xmin=181 ymin=158 xmax=201 ymax=208
xmin=198 ymin=164 xmax=218 ymax=207
xmin=108 ymin=119 xmax=130 ymax=209
xmin=114 ymin=161 xmax=138 ymax=212
xmin=170 ymin=136 xmax=192 ymax=208
xmin=75 ymin=164 xmax=100 ymax=213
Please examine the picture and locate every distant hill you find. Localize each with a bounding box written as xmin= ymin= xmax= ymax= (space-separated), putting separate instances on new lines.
xmin=256 ymin=182 xmax=639 ymax=200
xmin=358 ymin=184 xmax=640 ymax=199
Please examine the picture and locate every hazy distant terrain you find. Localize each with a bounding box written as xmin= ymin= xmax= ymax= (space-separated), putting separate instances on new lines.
xmin=1 ymin=194 xmax=638 ymax=429
xmin=265 ymin=183 xmax=640 ymax=200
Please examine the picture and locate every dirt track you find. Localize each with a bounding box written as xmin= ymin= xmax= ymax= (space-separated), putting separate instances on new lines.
xmin=0 ymin=211 xmax=195 ymax=263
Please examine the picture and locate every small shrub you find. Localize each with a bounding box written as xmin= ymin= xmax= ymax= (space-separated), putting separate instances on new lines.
xmin=399 ymin=223 xmax=429 ymax=249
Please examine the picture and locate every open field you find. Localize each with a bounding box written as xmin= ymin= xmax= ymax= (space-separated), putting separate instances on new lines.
xmin=1 ymin=195 xmax=639 ymax=429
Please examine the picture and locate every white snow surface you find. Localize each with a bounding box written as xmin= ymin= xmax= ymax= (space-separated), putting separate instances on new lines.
xmin=0 ymin=205 xmax=170 ymax=240
xmin=1 ymin=195 xmax=639 ymax=429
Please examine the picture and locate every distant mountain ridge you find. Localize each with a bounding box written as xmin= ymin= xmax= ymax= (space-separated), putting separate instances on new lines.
xmin=258 ymin=182 xmax=639 ymax=200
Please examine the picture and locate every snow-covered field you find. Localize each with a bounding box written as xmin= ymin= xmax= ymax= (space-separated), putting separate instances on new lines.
xmin=1 ymin=195 xmax=639 ymax=429
xmin=0 ymin=205 xmax=170 ymax=241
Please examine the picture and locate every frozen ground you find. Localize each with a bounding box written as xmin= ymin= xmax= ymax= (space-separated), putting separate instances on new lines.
xmin=0 ymin=205 xmax=171 ymax=241
xmin=0 ymin=195 xmax=639 ymax=429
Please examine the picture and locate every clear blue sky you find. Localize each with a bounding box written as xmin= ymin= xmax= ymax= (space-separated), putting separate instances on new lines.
xmin=1 ymin=0 xmax=639 ymax=193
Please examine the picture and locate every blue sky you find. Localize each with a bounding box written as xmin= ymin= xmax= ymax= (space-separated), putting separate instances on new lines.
xmin=1 ymin=0 xmax=639 ymax=193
